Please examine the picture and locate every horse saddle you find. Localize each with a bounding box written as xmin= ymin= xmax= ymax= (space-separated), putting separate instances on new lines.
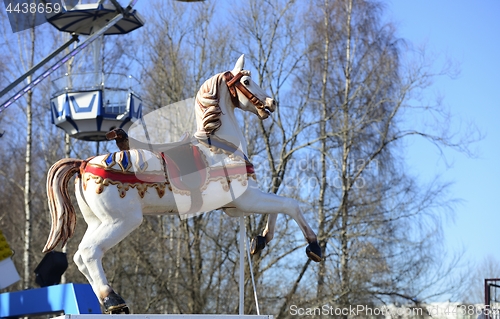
xmin=160 ymin=142 xmax=207 ymax=192
xmin=125 ymin=133 xmax=207 ymax=191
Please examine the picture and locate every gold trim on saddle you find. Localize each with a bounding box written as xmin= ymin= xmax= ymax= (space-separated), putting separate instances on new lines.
xmin=82 ymin=172 xmax=169 ymax=199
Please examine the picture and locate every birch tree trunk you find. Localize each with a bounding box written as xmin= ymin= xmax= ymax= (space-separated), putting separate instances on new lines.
xmin=316 ymin=0 xmax=330 ymax=303
xmin=339 ymin=1 xmax=353 ymax=316
xmin=23 ymin=26 xmax=35 ymax=289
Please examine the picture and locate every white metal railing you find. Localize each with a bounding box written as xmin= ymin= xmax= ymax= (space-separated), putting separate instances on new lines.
xmin=51 ymin=72 xmax=140 ymax=97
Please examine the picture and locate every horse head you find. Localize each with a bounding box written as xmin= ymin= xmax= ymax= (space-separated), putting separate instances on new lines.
xmin=225 ymin=54 xmax=277 ymax=119
xmin=195 ymin=55 xmax=277 ymax=138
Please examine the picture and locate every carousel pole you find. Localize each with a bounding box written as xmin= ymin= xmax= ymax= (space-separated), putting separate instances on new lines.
xmin=247 ymin=236 xmax=261 ymax=315
xmin=239 ymin=216 xmax=245 ymax=315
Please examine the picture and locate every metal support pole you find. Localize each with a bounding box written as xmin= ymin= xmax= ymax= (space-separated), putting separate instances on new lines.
xmin=239 ymin=216 xmax=245 ymax=315
xmin=246 ymin=237 xmax=260 ymax=315
xmin=486 ymin=279 xmax=490 ymax=319
xmin=109 ymin=0 xmax=126 ymax=15
xmin=484 ymin=278 xmax=500 ymax=319
xmin=0 ymin=34 xmax=79 ymax=99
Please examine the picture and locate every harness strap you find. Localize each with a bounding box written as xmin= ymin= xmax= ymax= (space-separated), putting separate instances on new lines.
xmin=223 ymin=71 xmax=264 ymax=108
xmin=226 ymin=71 xmax=244 ymax=89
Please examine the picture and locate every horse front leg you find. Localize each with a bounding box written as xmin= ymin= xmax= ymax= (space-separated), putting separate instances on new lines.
xmin=249 ymin=213 xmax=276 ymax=255
xmin=223 ymin=208 xmax=276 ymax=256
xmin=231 ymin=184 xmax=322 ymax=262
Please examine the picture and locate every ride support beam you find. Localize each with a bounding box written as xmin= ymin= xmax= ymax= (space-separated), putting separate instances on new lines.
xmin=0 ymin=34 xmax=79 ymax=100
xmin=0 ymin=11 xmax=127 ymax=111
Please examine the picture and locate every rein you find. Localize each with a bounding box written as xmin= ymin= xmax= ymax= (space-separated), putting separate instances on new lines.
xmin=223 ymin=71 xmax=264 ymax=109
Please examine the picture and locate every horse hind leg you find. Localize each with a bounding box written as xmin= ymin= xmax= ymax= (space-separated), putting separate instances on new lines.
xmin=78 ymin=193 xmax=143 ymax=313
xmin=78 ymin=215 xmax=142 ymax=314
xmin=74 ymin=181 xmax=100 ymax=287
xmin=73 ymin=183 xmax=127 ymax=314
xmin=74 ymin=231 xmax=98 ymax=287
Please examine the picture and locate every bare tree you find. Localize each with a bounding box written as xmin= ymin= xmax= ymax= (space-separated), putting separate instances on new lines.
xmin=0 ymin=16 xmax=45 ymax=288
xmin=22 ymin=25 xmax=35 ymax=290
xmin=286 ymin=1 xmax=476 ymax=317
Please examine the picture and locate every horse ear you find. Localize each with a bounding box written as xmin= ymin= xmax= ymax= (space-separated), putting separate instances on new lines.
xmin=232 ymin=54 xmax=245 ymax=74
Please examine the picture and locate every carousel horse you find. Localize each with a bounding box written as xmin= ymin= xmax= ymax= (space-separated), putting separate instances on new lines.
xmin=43 ymin=55 xmax=322 ymax=314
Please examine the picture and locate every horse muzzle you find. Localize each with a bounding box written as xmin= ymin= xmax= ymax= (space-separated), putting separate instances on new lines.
xmin=257 ymin=98 xmax=277 ymax=119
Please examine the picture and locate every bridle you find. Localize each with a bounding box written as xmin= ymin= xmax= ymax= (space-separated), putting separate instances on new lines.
xmin=223 ymin=71 xmax=265 ymax=109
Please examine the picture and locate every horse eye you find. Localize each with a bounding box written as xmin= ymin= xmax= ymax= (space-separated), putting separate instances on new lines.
xmin=243 ymin=80 xmax=250 ymax=86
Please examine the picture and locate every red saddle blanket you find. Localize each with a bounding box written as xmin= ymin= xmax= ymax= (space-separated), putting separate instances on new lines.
xmin=81 ymin=141 xmax=255 ymax=195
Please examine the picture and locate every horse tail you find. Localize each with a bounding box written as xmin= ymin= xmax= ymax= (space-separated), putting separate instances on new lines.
xmin=43 ymin=158 xmax=83 ymax=253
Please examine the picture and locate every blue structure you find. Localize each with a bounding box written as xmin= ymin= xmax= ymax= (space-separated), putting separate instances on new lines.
xmin=0 ymin=283 xmax=101 ymax=317
xmin=50 ymin=74 xmax=143 ymax=141
xmin=45 ymin=2 xmax=145 ymax=142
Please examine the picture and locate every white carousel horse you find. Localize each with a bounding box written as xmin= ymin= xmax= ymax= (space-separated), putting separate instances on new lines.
xmin=43 ymin=55 xmax=321 ymax=314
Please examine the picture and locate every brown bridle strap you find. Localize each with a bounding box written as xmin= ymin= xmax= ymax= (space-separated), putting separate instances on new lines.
xmin=223 ymin=71 xmax=264 ymax=109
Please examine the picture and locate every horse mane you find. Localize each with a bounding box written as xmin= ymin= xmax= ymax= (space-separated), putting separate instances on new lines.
xmin=196 ymin=72 xmax=225 ymax=136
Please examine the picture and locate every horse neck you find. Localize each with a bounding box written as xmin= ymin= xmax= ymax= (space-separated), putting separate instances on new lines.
xmin=213 ymin=85 xmax=249 ymax=155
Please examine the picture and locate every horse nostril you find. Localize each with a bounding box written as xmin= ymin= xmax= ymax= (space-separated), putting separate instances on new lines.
xmin=272 ymin=100 xmax=277 ymax=106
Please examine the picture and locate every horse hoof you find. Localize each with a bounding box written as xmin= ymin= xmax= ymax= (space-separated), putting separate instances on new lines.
xmin=103 ymin=291 xmax=129 ymax=314
xmin=106 ymin=305 xmax=130 ymax=314
xmin=306 ymin=241 xmax=322 ymax=262
xmin=250 ymin=236 xmax=266 ymax=255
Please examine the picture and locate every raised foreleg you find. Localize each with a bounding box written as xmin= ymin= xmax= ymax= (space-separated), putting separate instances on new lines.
xmin=247 ymin=213 xmax=278 ymax=256
xmin=230 ymin=184 xmax=322 ymax=262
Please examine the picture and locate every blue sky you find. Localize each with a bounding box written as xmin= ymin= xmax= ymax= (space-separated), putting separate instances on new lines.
xmin=386 ymin=0 xmax=500 ymax=269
